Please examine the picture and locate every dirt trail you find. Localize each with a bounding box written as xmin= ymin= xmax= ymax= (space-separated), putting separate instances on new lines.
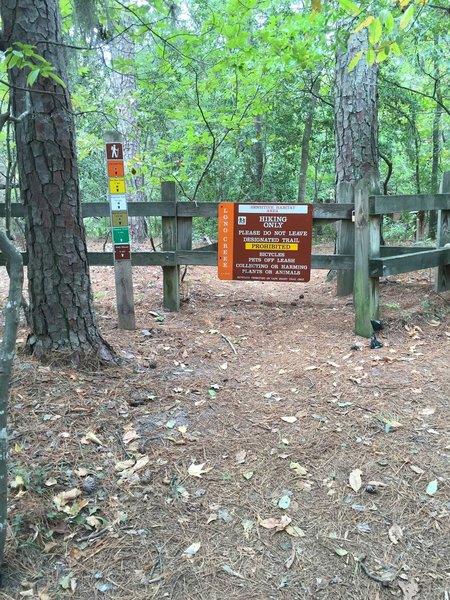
xmin=0 ymin=262 xmax=449 ymax=599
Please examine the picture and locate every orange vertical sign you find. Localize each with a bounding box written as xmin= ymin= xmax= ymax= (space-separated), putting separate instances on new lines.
xmin=218 ymin=203 xmax=235 ymax=280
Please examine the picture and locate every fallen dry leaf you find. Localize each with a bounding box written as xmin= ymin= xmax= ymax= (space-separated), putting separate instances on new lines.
xmin=258 ymin=515 xmax=292 ymax=531
xmin=183 ymin=542 xmax=201 ymax=556
xmin=289 ymin=462 xmax=308 ymax=476
xmin=84 ymin=431 xmax=103 ymax=445
xmin=235 ymin=450 xmax=247 ymax=464
xmin=349 ymin=469 xmax=363 ymax=492
xmin=188 ymin=462 xmax=213 ymax=478
xmin=398 ymin=579 xmax=420 ymax=599
xmin=281 ymin=416 xmax=297 ymax=424
xmin=53 ymin=488 xmax=81 ymax=509
xmin=115 ymin=459 xmax=135 ymax=472
xmin=123 ymin=429 xmax=139 ymax=445
xmin=410 ymin=465 xmax=424 ymax=475
xmin=285 ymin=525 xmax=305 ymax=537
xmin=388 ymin=523 xmax=403 ymax=544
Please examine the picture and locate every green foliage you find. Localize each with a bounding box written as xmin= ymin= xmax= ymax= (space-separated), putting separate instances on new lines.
xmin=3 ymin=42 xmax=66 ymax=87
xmin=382 ymin=215 xmax=416 ymax=242
xmin=1 ymin=0 xmax=448 ymax=221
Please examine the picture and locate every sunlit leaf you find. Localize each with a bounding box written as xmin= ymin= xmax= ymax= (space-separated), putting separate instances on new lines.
xmin=339 ymin=0 xmax=360 ymax=16
xmin=27 ymin=69 xmax=40 ymax=86
xmin=391 ymin=42 xmax=402 ymax=56
xmin=354 ymin=15 xmax=374 ymax=33
xmin=399 ymin=4 xmax=414 ymax=30
xmin=368 ymin=18 xmax=382 ymax=44
xmin=348 ymin=50 xmax=363 ymax=72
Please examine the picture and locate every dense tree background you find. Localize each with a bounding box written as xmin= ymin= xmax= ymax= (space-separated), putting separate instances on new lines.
xmin=1 ymin=0 xmax=449 ymax=246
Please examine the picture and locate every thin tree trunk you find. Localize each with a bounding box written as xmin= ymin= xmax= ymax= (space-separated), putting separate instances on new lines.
xmin=298 ymin=78 xmax=320 ymax=203
xmin=429 ymin=49 xmax=442 ymax=239
xmin=0 ymin=232 xmax=23 ymax=564
xmin=1 ymin=0 xmax=114 ymax=362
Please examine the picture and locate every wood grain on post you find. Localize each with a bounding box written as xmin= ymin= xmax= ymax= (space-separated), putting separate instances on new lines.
xmin=161 ymin=182 xmax=180 ymax=311
xmin=114 ymin=261 xmax=136 ymax=330
xmin=336 ymin=182 xmax=355 ymax=296
xmin=435 ymin=172 xmax=450 ymax=292
xmin=354 ymin=179 xmax=379 ymax=337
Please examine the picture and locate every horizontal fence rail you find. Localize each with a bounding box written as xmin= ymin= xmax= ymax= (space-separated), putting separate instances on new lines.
xmin=0 ymin=201 xmax=356 ymax=222
xmin=369 ymin=193 xmax=450 ymax=215
xmin=1 ymin=171 xmax=450 ymax=338
xmin=370 ymin=248 xmax=450 ymax=277
xmin=0 ymin=250 xmax=356 ymax=271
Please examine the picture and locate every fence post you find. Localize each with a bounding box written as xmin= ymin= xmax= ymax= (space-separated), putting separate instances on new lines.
xmin=161 ymin=182 xmax=179 ymax=311
xmin=336 ymin=182 xmax=355 ymax=296
xmin=435 ymin=171 xmax=450 ymax=292
xmin=354 ymin=178 xmax=380 ymax=337
xmin=177 ymin=210 xmax=193 ymax=255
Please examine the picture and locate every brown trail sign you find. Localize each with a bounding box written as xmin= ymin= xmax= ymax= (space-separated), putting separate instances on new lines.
xmin=218 ymin=203 xmax=313 ymax=282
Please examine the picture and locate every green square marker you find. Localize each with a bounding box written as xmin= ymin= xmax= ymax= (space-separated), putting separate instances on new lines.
xmin=112 ymin=227 xmax=130 ymax=244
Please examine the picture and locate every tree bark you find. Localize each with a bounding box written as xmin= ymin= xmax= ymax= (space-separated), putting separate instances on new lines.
xmin=429 ymin=46 xmax=442 ymax=239
xmin=334 ymin=30 xmax=379 ymax=295
xmin=297 ymin=78 xmax=320 ymax=203
xmin=1 ymin=0 xmax=114 ymax=362
xmin=0 ymin=231 xmax=23 ymax=564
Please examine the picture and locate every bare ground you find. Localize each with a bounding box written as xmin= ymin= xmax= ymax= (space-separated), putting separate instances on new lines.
xmin=0 ymin=255 xmax=450 ymax=600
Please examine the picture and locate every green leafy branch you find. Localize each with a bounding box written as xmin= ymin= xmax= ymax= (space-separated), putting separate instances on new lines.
xmin=3 ymin=42 xmax=66 ymax=88
xmin=339 ymin=0 xmax=430 ymax=71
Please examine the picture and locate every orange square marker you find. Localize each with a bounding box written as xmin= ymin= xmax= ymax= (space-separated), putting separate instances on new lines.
xmin=107 ymin=161 xmax=125 ymax=177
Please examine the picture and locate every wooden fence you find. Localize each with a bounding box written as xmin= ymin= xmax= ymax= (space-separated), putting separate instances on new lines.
xmin=1 ymin=172 xmax=450 ymax=337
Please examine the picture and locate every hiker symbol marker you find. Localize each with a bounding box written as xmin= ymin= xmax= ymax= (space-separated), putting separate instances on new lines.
xmin=106 ymin=142 xmax=123 ymax=160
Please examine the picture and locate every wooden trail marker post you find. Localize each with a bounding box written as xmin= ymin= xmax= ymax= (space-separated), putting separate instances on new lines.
xmin=354 ymin=179 xmax=380 ymax=337
xmin=105 ymin=133 xmax=136 ymax=330
xmin=161 ymin=181 xmax=179 ymax=311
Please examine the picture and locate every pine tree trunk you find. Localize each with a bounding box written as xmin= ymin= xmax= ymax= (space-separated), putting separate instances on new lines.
xmin=334 ymin=30 xmax=379 ymax=295
xmin=1 ymin=0 xmax=114 ymax=362
xmin=297 ymin=79 xmax=320 ymax=203
xmin=429 ymin=49 xmax=442 ymax=239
